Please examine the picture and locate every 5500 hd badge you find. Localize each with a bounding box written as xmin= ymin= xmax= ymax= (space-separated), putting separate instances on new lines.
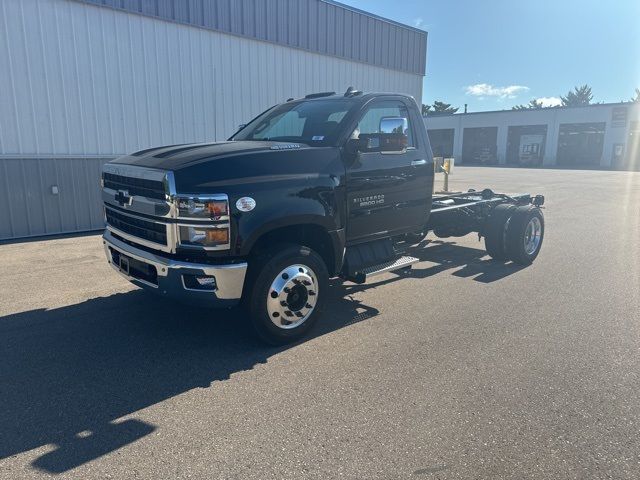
xmin=353 ymin=194 xmax=385 ymax=207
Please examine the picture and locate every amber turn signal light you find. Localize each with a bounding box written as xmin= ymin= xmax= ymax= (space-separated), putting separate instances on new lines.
xmin=206 ymin=201 xmax=228 ymax=217
xmin=205 ymin=228 xmax=228 ymax=244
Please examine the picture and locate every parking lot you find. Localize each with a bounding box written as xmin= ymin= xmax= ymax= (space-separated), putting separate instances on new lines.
xmin=1 ymin=166 xmax=639 ymax=479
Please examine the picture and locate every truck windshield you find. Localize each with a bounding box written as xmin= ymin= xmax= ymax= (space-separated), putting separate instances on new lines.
xmin=231 ymin=98 xmax=355 ymax=146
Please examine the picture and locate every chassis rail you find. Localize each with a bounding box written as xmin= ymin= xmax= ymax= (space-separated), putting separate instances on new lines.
xmin=426 ymin=189 xmax=544 ymax=238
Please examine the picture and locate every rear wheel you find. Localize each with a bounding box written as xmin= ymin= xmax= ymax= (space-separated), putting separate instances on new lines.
xmin=505 ymin=206 xmax=544 ymax=265
xmin=403 ymin=231 xmax=426 ymax=245
xmin=245 ymin=244 xmax=328 ymax=345
xmin=483 ymin=204 xmax=517 ymax=260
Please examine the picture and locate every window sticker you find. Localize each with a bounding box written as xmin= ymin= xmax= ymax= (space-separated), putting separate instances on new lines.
xmin=312 ymin=135 xmax=325 ymax=141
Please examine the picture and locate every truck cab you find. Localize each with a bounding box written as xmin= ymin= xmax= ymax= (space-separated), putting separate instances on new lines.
xmin=102 ymin=88 xmax=544 ymax=344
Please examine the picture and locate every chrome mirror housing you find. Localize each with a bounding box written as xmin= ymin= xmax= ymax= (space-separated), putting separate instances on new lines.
xmin=379 ymin=116 xmax=408 ymax=134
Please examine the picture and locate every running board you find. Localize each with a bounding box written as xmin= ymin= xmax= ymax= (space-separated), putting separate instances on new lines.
xmin=347 ymin=256 xmax=419 ymax=284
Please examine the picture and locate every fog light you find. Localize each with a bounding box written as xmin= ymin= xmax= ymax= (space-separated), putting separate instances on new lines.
xmin=183 ymin=274 xmax=217 ymax=291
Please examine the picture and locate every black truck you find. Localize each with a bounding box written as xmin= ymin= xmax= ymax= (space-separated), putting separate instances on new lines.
xmin=101 ymin=88 xmax=545 ymax=344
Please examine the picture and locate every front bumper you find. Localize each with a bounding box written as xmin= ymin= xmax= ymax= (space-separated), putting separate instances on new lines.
xmin=103 ymin=230 xmax=247 ymax=308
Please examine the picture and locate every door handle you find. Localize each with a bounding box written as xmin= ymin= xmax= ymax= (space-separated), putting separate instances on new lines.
xmin=411 ymin=159 xmax=427 ymax=166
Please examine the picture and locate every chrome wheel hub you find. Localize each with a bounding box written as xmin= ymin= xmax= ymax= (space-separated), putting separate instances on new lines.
xmin=523 ymin=216 xmax=542 ymax=255
xmin=266 ymin=264 xmax=318 ymax=329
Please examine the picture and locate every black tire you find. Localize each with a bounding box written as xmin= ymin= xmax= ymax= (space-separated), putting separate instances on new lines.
xmin=244 ymin=243 xmax=329 ymax=345
xmin=505 ymin=206 xmax=545 ymax=265
xmin=483 ymin=204 xmax=517 ymax=260
xmin=403 ymin=231 xmax=426 ymax=245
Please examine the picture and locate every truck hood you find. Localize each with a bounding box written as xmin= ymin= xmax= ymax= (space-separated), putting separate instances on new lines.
xmin=110 ymin=141 xmax=309 ymax=171
xmin=109 ymin=140 xmax=343 ymax=194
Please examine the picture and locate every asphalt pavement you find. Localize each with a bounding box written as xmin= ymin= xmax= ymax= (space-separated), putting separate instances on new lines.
xmin=1 ymin=167 xmax=639 ymax=479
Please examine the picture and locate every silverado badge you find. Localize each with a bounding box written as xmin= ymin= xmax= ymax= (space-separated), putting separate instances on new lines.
xmin=270 ymin=143 xmax=301 ymax=150
xmin=353 ymin=194 xmax=385 ymax=207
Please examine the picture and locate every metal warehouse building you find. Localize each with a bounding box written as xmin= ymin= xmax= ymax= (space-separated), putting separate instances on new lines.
xmin=425 ymin=102 xmax=640 ymax=169
xmin=0 ymin=0 xmax=427 ymax=240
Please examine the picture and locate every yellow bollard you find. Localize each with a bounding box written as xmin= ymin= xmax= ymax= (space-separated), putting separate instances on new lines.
xmin=442 ymin=158 xmax=454 ymax=192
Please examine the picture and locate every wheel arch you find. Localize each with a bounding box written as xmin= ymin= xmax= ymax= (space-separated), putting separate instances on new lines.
xmin=245 ymin=222 xmax=344 ymax=277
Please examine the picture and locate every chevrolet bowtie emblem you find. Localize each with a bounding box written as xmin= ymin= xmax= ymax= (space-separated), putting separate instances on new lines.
xmin=115 ymin=190 xmax=132 ymax=207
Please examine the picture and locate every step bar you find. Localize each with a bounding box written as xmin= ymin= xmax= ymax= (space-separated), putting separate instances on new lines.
xmin=348 ymin=255 xmax=419 ymax=284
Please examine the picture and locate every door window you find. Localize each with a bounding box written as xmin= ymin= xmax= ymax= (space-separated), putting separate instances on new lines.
xmin=351 ymin=101 xmax=415 ymax=148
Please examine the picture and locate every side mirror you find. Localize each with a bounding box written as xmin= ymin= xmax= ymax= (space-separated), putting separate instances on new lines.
xmin=379 ymin=116 xmax=408 ymax=134
xmin=237 ymin=123 xmax=247 ymax=130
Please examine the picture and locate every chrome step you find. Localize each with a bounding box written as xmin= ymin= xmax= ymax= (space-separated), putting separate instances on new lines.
xmin=351 ymin=255 xmax=419 ymax=283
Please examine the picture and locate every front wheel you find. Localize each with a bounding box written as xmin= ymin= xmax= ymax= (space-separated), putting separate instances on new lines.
xmin=245 ymin=244 xmax=328 ymax=345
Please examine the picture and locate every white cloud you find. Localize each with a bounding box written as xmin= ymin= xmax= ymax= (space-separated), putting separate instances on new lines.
xmin=535 ymin=96 xmax=562 ymax=107
xmin=465 ymin=83 xmax=530 ymax=99
xmin=413 ymin=17 xmax=424 ymax=28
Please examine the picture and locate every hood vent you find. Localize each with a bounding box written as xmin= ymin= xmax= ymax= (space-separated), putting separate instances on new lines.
xmin=153 ymin=143 xmax=223 ymax=159
xmin=131 ymin=144 xmax=186 ymax=157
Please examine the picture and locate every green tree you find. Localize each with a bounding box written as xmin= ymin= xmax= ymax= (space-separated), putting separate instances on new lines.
xmin=631 ymin=88 xmax=640 ymax=103
xmin=560 ymin=84 xmax=593 ymax=106
xmin=421 ymin=104 xmax=432 ymax=115
xmin=430 ymin=101 xmax=459 ymax=114
xmin=512 ymin=99 xmax=544 ymax=110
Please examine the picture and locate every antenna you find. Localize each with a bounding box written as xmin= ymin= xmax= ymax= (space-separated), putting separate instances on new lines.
xmin=344 ymin=86 xmax=362 ymax=97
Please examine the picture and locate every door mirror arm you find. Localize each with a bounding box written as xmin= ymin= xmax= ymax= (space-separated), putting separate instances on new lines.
xmin=345 ymin=138 xmax=364 ymax=155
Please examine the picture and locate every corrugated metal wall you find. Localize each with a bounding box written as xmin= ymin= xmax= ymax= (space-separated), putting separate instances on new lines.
xmin=0 ymin=0 xmax=425 ymax=240
xmin=0 ymin=157 xmax=109 ymax=239
xmin=76 ymin=0 xmax=428 ymax=75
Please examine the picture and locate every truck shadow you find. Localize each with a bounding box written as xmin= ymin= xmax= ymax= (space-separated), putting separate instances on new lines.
xmin=409 ymin=240 xmax=525 ymax=283
xmin=0 ymin=288 xmax=376 ymax=474
xmin=340 ymin=240 xmax=524 ymax=294
xmin=0 ymin=240 xmax=518 ymax=474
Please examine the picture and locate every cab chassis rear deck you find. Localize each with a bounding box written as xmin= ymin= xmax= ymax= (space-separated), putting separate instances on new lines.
xmin=426 ymin=189 xmax=545 ymax=237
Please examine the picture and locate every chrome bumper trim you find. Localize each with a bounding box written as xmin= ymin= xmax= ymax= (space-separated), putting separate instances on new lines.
xmin=103 ymin=230 xmax=247 ymax=304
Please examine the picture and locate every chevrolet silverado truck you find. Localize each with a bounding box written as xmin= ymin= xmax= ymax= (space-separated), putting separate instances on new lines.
xmin=101 ymin=88 xmax=545 ymax=344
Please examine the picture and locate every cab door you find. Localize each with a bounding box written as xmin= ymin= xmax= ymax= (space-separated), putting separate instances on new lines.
xmin=345 ymin=99 xmax=432 ymax=243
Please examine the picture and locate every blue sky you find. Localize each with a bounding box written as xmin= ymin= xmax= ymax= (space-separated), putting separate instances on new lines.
xmin=342 ymin=0 xmax=640 ymax=112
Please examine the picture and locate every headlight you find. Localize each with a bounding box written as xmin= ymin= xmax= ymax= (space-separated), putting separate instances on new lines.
xmin=175 ymin=194 xmax=230 ymax=249
xmin=176 ymin=195 xmax=228 ymax=219
xmin=178 ymin=225 xmax=229 ymax=248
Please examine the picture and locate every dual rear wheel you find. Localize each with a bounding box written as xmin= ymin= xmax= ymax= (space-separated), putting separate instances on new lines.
xmin=484 ymin=204 xmax=544 ymax=265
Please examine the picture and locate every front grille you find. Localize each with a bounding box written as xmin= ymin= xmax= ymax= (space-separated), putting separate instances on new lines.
xmin=105 ymin=208 xmax=167 ymax=246
xmin=103 ymin=172 xmax=166 ymax=200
